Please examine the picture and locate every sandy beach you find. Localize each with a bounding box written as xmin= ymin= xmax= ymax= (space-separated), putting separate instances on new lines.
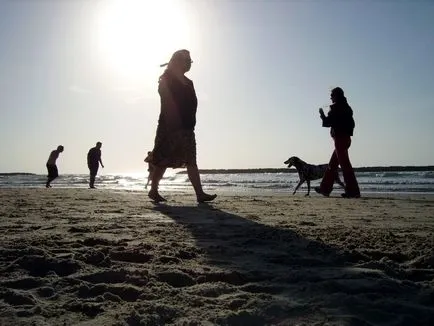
xmin=0 ymin=188 xmax=433 ymax=325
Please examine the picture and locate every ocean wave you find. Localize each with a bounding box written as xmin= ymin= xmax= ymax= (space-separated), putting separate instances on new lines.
xmin=422 ymin=171 xmax=434 ymax=178
xmin=202 ymin=179 xmax=295 ymax=185
xmin=358 ymin=180 xmax=434 ymax=185
xmin=250 ymin=184 xmax=293 ymax=189
xmin=361 ymin=186 xmax=434 ymax=193
xmin=365 ymin=172 xmax=416 ymax=178
xmin=359 ymin=171 xmax=434 ymax=178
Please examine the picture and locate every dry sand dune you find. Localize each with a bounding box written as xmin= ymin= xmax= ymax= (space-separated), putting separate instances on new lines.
xmin=1 ymin=189 xmax=433 ymax=325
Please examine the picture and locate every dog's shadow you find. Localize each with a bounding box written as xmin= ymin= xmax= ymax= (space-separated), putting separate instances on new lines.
xmin=152 ymin=203 xmax=431 ymax=325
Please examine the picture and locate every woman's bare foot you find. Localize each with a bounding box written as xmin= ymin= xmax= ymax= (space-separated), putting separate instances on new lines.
xmin=197 ymin=193 xmax=217 ymax=203
xmin=148 ymin=190 xmax=167 ymax=203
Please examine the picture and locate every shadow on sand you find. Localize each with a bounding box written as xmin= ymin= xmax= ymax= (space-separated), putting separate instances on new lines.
xmin=153 ymin=202 xmax=434 ymax=326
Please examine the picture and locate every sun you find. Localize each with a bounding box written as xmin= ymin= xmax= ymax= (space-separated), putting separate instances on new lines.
xmin=95 ymin=0 xmax=193 ymax=79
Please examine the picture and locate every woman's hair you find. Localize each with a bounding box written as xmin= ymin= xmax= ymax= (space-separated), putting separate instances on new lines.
xmin=159 ymin=49 xmax=190 ymax=82
xmin=160 ymin=50 xmax=190 ymax=69
xmin=331 ymin=87 xmax=348 ymax=105
xmin=331 ymin=87 xmax=344 ymax=97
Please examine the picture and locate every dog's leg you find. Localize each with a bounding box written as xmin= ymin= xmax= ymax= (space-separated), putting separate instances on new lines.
xmin=293 ymin=179 xmax=304 ymax=195
xmin=305 ymin=180 xmax=311 ymax=196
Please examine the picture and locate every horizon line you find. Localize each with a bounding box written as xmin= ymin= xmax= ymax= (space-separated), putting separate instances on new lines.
xmin=2 ymin=165 xmax=434 ymax=176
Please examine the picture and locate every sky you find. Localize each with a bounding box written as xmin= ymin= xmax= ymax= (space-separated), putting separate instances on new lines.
xmin=1 ymin=0 xmax=433 ymax=174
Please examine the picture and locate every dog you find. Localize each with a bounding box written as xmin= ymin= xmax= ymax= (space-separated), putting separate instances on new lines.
xmin=284 ymin=156 xmax=345 ymax=196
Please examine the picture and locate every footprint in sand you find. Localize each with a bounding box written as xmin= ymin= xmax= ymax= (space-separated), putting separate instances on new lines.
xmin=109 ymin=250 xmax=152 ymax=263
xmin=0 ymin=289 xmax=36 ymax=306
xmin=77 ymin=283 xmax=143 ymax=302
xmin=13 ymin=255 xmax=81 ymax=277
xmin=156 ymin=271 xmax=196 ymax=288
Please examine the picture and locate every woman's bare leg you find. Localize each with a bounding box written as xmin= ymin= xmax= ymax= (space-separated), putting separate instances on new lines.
xmin=187 ymin=164 xmax=217 ymax=203
xmin=148 ymin=166 xmax=167 ymax=202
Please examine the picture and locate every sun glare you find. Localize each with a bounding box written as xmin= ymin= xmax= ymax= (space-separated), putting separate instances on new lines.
xmin=95 ymin=0 xmax=193 ymax=79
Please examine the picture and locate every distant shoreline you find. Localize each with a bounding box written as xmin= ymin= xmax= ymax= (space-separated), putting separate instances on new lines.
xmin=176 ymin=166 xmax=434 ymax=174
xmin=1 ymin=166 xmax=433 ymax=176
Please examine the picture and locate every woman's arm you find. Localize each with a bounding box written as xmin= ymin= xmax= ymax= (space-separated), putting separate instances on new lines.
xmin=319 ymin=108 xmax=333 ymax=127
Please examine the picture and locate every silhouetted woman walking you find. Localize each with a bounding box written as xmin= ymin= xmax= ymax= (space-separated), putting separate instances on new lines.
xmin=145 ymin=49 xmax=217 ymax=203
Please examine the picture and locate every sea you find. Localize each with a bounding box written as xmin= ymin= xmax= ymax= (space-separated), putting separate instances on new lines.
xmin=1 ymin=170 xmax=434 ymax=195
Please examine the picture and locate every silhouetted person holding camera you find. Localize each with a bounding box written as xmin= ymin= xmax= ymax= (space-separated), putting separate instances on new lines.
xmin=315 ymin=87 xmax=360 ymax=198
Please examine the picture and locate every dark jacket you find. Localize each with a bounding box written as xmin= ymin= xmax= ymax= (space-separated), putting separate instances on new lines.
xmin=321 ymin=102 xmax=355 ymax=137
xmin=158 ymin=71 xmax=198 ymax=130
xmin=87 ymin=147 xmax=101 ymax=168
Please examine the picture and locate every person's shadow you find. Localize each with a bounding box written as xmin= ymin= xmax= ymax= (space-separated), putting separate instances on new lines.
xmin=153 ymin=203 xmax=434 ymax=326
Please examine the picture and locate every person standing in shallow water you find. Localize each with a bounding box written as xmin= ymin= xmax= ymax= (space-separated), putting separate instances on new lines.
xmin=87 ymin=142 xmax=104 ymax=189
xmin=315 ymin=87 xmax=361 ymax=198
xmin=46 ymin=145 xmax=64 ymax=188
xmin=145 ymin=49 xmax=217 ymax=203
